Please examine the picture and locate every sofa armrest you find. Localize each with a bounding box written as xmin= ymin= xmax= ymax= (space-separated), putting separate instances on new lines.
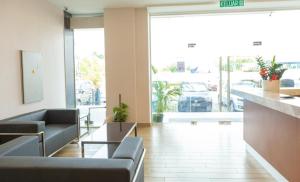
xmin=0 ymin=157 xmax=134 ymax=182
xmin=46 ymin=109 xmax=79 ymax=124
xmin=112 ymin=137 xmax=144 ymax=162
xmin=0 ymin=121 xmax=45 ymax=133
xmin=112 ymin=137 xmax=145 ymax=182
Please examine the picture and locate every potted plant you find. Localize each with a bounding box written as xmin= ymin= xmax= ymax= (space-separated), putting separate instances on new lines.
xmin=256 ymin=56 xmax=287 ymax=92
xmin=152 ymin=81 xmax=182 ymax=122
xmin=113 ymin=102 xmax=129 ymax=122
xmin=112 ymin=94 xmax=128 ymax=122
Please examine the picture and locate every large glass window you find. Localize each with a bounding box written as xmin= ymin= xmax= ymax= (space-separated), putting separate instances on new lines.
xmin=150 ymin=10 xmax=300 ymax=123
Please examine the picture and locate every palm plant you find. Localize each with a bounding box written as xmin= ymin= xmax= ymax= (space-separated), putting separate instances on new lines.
xmin=151 ymin=65 xmax=182 ymax=122
xmin=152 ymin=81 xmax=182 ymax=122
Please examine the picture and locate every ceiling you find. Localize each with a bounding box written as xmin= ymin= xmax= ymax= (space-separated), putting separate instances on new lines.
xmin=47 ymin=0 xmax=216 ymax=14
xmin=47 ymin=0 xmax=300 ymax=15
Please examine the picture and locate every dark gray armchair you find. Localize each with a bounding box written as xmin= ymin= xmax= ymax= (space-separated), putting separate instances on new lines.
xmin=0 ymin=137 xmax=145 ymax=182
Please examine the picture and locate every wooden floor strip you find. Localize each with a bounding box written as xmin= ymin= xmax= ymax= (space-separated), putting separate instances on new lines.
xmin=55 ymin=122 xmax=275 ymax=182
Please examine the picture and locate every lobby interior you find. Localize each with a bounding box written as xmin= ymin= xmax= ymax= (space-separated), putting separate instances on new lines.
xmin=1 ymin=0 xmax=300 ymax=182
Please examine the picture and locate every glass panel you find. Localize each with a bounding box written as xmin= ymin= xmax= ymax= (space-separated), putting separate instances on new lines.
xmin=229 ymin=56 xmax=261 ymax=112
xmin=81 ymin=123 xmax=136 ymax=158
xmin=74 ymin=28 xmax=106 ymax=129
xmin=151 ymin=58 xmax=221 ymax=122
xmin=220 ymin=56 xmax=230 ymax=112
xmin=83 ymin=144 xmax=119 ymax=158
xmin=81 ymin=122 xmax=136 ymax=142
xmin=280 ymin=62 xmax=300 ymax=88
xmin=150 ymin=10 xmax=300 ymax=122
xmin=80 ymin=115 xmax=89 ymax=136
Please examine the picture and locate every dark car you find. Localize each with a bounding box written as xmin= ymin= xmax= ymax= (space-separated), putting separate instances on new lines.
xmin=281 ymin=79 xmax=295 ymax=87
xmin=178 ymin=82 xmax=212 ymax=112
xmin=76 ymin=80 xmax=94 ymax=105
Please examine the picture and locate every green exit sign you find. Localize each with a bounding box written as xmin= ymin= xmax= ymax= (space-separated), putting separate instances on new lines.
xmin=220 ymin=0 xmax=244 ymax=7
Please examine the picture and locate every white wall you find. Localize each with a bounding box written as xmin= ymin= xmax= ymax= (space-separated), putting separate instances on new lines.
xmin=0 ymin=0 xmax=66 ymax=119
xmin=104 ymin=8 xmax=150 ymax=124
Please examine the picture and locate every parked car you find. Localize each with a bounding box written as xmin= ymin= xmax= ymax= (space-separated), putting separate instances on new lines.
xmin=280 ymin=69 xmax=300 ymax=87
xmin=221 ymin=80 xmax=258 ymax=112
xmin=207 ymin=78 xmax=218 ymax=91
xmin=281 ymin=79 xmax=295 ymax=87
xmin=76 ymin=80 xmax=95 ymax=105
xmin=178 ymin=82 xmax=212 ymax=112
xmin=207 ymin=82 xmax=218 ymax=91
xmin=222 ymin=94 xmax=244 ymax=112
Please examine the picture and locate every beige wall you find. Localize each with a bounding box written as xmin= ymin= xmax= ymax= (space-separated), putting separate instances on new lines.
xmin=0 ymin=0 xmax=66 ymax=119
xmin=71 ymin=16 xmax=104 ymax=29
xmin=104 ymin=8 xmax=150 ymax=124
xmin=135 ymin=9 xmax=151 ymax=124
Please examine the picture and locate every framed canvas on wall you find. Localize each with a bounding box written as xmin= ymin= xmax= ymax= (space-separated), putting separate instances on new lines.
xmin=21 ymin=51 xmax=43 ymax=104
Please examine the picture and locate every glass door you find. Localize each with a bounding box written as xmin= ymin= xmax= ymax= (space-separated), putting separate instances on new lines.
xmin=219 ymin=56 xmax=230 ymax=112
xmin=220 ymin=56 xmax=260 ymax=113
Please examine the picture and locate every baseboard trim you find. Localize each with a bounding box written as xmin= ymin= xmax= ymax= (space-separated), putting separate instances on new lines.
xmin=246 ymin=143 xmax=288 ymax=182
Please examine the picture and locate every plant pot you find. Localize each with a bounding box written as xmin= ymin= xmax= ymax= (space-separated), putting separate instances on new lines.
xmin=152 ymin=113 xmax=164 ymax=123
xmin=262 ymin=80 xmax=280 ymax=93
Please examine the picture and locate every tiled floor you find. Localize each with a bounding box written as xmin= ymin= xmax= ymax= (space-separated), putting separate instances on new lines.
xmin=55 ymin=122 xmax=275 ymax=182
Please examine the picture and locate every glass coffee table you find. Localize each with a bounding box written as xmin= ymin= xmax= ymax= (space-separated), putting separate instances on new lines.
xmin=81 ymin=122 xmax=137 ymax=158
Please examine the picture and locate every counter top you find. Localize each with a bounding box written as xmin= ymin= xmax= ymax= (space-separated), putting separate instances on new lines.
xmin=232 ymin=88 xmax=300 ymax=119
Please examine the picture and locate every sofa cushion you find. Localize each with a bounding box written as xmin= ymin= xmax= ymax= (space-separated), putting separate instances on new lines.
xmin=44 ymin=124 xmax=77 ymax=156
xmin=46 ymin=109 xmax=78 ymax=124
xmin=0 ymin=136 xmax=40 ymax=157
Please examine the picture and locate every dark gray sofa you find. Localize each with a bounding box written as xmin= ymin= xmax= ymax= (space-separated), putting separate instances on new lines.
xmin=0 ymin=109 xmax=79 ymax=156
xmin=0 ymin=137 xmax=145 ymax=182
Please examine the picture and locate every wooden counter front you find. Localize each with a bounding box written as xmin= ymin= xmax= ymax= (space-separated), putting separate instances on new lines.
xmin=244 ymin=100 xmax=300 ymax=181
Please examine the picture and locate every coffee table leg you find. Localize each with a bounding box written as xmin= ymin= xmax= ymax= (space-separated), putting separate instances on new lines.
xmin=134 ymin=126 xmax=137 ymax=136
xmin=81 ymin=142 xmax=85 ymax=158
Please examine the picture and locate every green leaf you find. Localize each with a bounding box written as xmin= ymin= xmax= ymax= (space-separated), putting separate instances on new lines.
xmin=152 ymin=81 xmax=182 ymax=114
xmin=113 ymin=102 xmax=129 ymax=122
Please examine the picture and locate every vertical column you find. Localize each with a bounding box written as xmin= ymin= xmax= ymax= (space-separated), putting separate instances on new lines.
xmin=104 ymin=8 xmax=137 ymax=122
xmin=64 ymin=11 xmax=76 ymax=108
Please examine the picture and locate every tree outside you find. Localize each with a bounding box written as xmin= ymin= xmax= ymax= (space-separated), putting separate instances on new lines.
xmin=76 ymin=52 xmax=105 ymax=106
xmin=79 ymin=52 xmax=105 ymax=89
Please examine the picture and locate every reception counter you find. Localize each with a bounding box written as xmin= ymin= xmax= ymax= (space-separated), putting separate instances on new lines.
xmin=232 ymin=88 xmax=300 ymax=182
